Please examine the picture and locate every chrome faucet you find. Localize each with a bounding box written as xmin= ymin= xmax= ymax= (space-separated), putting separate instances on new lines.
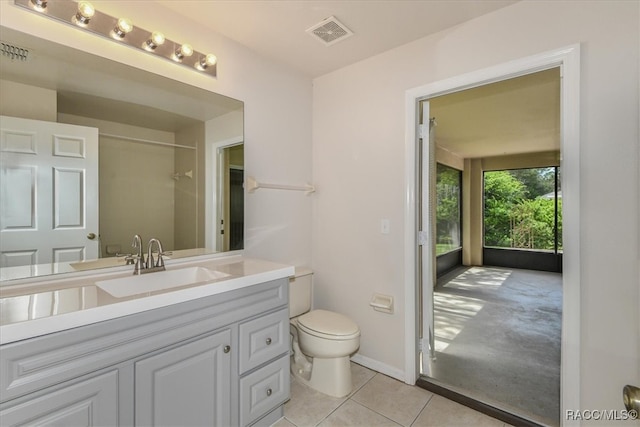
xmin=132 ymin=234 xmax=145 ymax=275
xmin=146 ymin=238 xmax=166 ymax=272
xmin=130 ymin=234 xmax=166 ymax=275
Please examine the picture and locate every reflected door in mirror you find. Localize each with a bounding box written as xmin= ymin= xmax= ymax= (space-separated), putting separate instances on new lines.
xmin=0 ymin=116 xmax=99 ymax=267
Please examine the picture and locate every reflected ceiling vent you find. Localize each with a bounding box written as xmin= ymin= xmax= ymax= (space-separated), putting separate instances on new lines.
xmin=0 ymin=41 xmax=29 ymax=61
xmin=306 ymin=16 xmax=353 ymax=46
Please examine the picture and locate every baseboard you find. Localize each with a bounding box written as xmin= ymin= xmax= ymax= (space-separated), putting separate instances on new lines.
xmin=350 ymin=353 xmax=406 ymax=383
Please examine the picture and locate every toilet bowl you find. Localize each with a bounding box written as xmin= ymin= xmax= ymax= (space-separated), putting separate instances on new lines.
xmin=289 ymin=270 xmax=361 ymax=398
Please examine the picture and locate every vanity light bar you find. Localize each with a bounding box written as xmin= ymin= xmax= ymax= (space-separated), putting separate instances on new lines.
xmin=14 ymin=0 xmax=217 ymax=78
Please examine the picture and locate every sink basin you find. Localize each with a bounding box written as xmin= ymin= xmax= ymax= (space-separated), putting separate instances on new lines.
xmin=95 ymin=267 xmax=230 ymax=298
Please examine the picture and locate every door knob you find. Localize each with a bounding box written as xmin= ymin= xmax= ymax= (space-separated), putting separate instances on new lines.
xmin=87 ymin=233 xmax=97 ymax=240
xmin=623 ymin=385 xmax=640 ymax=414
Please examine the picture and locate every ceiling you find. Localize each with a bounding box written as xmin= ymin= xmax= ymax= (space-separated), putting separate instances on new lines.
xmin=3 ymin=1 xmax=558 ymax=157
xmin=430 ymin=68 xmax=561 ymax=158
xmin=160 ymin=0 xmax=518 ymax=78
xmin=159 ymin=1 xmax=559 ymax=159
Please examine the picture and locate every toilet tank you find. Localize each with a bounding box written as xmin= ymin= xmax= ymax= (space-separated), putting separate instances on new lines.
xmin=289 ymin=267 xmax=313 ymax=318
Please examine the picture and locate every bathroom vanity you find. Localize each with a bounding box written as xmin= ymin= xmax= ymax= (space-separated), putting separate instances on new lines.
xmin=0 ymin=255 xmax=293 ymax=426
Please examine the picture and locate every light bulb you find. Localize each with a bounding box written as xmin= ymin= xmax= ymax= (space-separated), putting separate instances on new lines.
xmin=113 ymin=18 xmax=133 ymax=39
xmin=198 ymin=54 xmax=217 ymax=70
xmin=30 ymin=0 xmax=47 ymax=11
xmin=173 ymin=43 xmax=194 ymax=61
xmin=75 ymin=2 xmax=95 ymax=26
xmin=145 ymin=31 xmax=165 ymax=50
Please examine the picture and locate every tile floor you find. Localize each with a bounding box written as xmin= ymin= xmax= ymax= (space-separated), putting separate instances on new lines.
xmin=275 ymin=362 xmax=510 ymax=427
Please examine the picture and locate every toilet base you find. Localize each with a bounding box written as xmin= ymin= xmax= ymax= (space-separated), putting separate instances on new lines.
xmin=291 ymin=355 xmax=353 ymax=398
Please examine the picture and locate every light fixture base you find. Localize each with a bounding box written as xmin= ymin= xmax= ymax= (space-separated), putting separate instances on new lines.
xmin=13 ymin=0 xmax=217 ymax=78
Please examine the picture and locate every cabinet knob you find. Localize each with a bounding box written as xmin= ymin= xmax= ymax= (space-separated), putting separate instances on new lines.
xmin=266 ymin=388 xmax=272 ymax=396
xmin=223 ymin=345 xmax=231 ymax=353
xmin=266 ymin=338 xmax=272 ymax=345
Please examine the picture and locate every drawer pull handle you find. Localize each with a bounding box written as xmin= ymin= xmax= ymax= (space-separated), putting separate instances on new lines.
xmin=266 ymin=338 xmax=272 ymax=345
xmin=266 ymin=388 xmax=272 ymax=396
xmin=223 ymin=345 xmax=231 ymax=353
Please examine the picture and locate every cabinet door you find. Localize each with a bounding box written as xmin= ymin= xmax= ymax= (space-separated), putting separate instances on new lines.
xmin=135 ymin=329 xmax=231 ymax=427
xmin=0 ymin=370 xmax=118 ymax=426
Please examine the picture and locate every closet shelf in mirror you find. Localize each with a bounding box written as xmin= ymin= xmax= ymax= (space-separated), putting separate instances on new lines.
xmin=100 ymin=132 xmax=197 ymax=150
xmin=246 ymin=176 xmax=315 ymax=195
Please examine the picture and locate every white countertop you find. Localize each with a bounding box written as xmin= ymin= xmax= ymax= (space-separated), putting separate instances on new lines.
xmin=0 ymin=255 xmax=294 ymax=345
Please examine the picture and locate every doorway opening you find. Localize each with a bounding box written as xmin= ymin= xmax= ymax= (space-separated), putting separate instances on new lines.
xmin=217 ymin=144 xmax=244 ymax=252
xmin=205 ymin=139 xmax=244 ymax=252
xmin=420 ymin=69 xmax=562 ymax=425
xmin=406 ymin=45 xmax=580 ymax=427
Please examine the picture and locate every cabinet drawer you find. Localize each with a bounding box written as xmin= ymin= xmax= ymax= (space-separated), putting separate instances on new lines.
xmin=239 ymin=355 xmax=289 ymax=426
xmin=239 ymin=308 xmax=289 ymax=373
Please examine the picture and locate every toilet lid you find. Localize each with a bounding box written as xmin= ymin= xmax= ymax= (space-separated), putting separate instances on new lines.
xmin=297 ymin=309 xmax=360 ymax=339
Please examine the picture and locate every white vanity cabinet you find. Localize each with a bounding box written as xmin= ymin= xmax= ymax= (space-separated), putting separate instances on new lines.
xmin=135 ymin=329 xmax=233 ymax=426
xmin=0 ymin=370 xmax=119 ymax=426
xmin=0 ymin=277 xmax=290 ymax=427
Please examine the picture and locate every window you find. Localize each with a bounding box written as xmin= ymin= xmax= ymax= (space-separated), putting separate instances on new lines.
xmin=483 ymin=167 xmax=561 ymax=252
xmin=436 ymin=163 xmax=462 ymax=255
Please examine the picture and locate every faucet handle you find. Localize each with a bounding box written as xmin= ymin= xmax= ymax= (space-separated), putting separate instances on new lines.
xmin=116 ymin=253 xmax=136 ymax=265
xmin=148 ymin=250 xmax=167 ymax=268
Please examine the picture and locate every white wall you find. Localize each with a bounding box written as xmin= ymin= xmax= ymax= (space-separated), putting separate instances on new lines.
xmin=312 ymin=0 xmax=639 ymax=416
xmin=0 ymin=0 xmax=313 ymax=268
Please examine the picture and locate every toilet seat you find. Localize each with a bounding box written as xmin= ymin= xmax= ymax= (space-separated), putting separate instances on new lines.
xmin=297 ymin=309 xmax=360 ymax=340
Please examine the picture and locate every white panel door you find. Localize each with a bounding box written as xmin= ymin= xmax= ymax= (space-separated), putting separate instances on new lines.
xmin=0 ymin=116 xmax=98 ymax=267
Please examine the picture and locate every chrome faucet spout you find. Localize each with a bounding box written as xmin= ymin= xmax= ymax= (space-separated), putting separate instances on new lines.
xmin=132 ymin=234 xmax=145 ymax=274
xmin=147 ymin=238 xmax=165 ymax=270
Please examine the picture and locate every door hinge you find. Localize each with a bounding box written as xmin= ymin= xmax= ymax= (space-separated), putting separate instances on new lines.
xmin=418 ymin=124 xmax=428 ymax=139
xmin=417 ymin=230 xmax=428 ymax=246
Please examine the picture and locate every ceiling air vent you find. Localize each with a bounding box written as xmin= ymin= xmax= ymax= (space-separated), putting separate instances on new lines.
xmin=0 ymin=41 xmax=29 ymax=61
xmin=306 ymin=16 xmax=353 ymax=47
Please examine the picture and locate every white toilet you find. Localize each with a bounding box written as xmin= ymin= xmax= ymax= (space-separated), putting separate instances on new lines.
xmin=289 ymin=268 xmax=360 ymax=398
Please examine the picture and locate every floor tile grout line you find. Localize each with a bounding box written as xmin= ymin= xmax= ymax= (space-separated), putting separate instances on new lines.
xmin=408 ymin=393 xmax=435 ymax=427
xmin=348 ymin=373 xmax=436 ymax=427
xmin=346 ymin=398 xmax=404 ymax=426
xmin=312 ymin=395 xmax=351 ymax=426
xmin=283 ymin=364 xmax=506 ymax=427
xmin=311 ymin=371 xmax=380 ymax=427
xmin=349 ymin=369 xmax=378 ymax=396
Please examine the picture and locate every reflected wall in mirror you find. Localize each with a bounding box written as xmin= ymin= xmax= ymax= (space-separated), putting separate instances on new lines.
xmin=0 ymin=26 xmax=244 ymax=280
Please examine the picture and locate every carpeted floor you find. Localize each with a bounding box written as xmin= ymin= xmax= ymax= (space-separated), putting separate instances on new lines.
xmin=427 ymin=266 xmax=562 ymax=426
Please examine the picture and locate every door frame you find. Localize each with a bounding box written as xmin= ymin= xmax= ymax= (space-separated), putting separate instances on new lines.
xmin=205 ymin=136 xmax=243 ymax=251
xmin=403 ymin=44 xmax=581 ymax=419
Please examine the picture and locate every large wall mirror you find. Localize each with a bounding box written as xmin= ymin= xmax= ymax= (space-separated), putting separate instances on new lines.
xmin=0 ymin=26 xmax=244 ymax=281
